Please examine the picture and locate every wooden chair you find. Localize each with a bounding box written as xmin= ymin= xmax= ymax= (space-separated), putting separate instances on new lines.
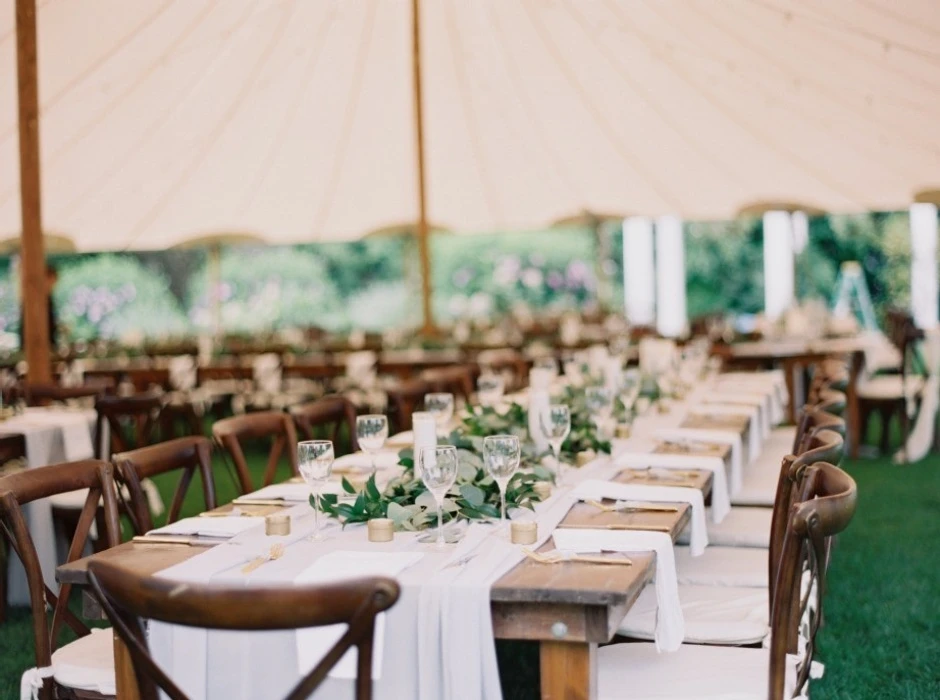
xmin=385 ymin=378 xmax=430 ymax=433
xmin=24 ymin=381 xmax=111 ymax=407
xmin=0 ymin=433 xmax=27 ymax=622
xmin=95 ymin=394 xmax=164 ymax=459
xmin=212 ymin=411 xmax=299 ymax=494
xmin=420 ymin=365 xmax=475 ymax=404
xmin=0 ymin=460 xmax=121 ymax=700
xmin=291 ymin=396 xmax=359 ymax=455
xmin=113 ymin=437 xmax=216 ymax=534
xmin=597 ymin=461 xmax=857 ymax=700
xmin=88 ymin=561 xmax=399 ymax=700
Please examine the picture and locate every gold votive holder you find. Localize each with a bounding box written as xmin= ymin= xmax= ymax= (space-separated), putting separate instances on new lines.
xmin=616 ymin=423 xmax=632 ymax=439
xmin=368 ymin=518 xmax=394 ymax=543
xmin=532 ymin=481 xmax=552 ymax=500
xmin=657 ymin=399 xmax=672 ymax=414
xmin=511 ymin=521 xmax=538 ymax=545
xmin=576 ymin=450 xmax=595 ymax=467
xmin=265 ymin=514 xmax=290 ymax=536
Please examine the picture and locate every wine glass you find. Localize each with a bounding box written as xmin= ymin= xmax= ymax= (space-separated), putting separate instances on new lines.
xmin=418 ymin=445 xmax=459 ymax=548
xmin=539 ymin=404 xmax=571 ymax=484
xmin=585 ymin=385 xmax=614 ymax=420
xmin=298 ymin=440 xmax=334 ymax=541
xmin=356 ymin=414 xmax=389 ymax=473
xmin=483 ymin=434 xmax=521 ymax=529
xmin=424 ymin=392 xmax=455 ymax=432
xmin=533 ymin=356 xmax=558 ymax=379
xmin=477 ymin=373 xmax=505 ymax=407
xmin=620 ymin=370 xmax=642 ymax=419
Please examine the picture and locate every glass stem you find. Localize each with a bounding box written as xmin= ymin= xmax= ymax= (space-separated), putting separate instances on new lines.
xmin=436 ymin=499 xmax=444 ymax=547
xmin=500 ymin=489 xmax=507 ymax=525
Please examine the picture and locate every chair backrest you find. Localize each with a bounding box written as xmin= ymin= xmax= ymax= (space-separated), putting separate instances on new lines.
xmin=212 ymin=411 xmax=299 ymax=493
xmin=292 ymin=396 xmax=359 ymax=455
xmin=768 ymin=462 xmax=857 ymax=700
xmin=95 ymin=393 xmax=164 ymax=458
xmin=25 ymin=381 xmax=110 ymax=407
xmin=88 ymin=560 xmax=400 ymax=700
xmin=0 ymin=461 xmax=120 ymax=698
xmin=386 ymin=378 xmax=430 ymax=433
xmin=768 ymin=427 xmax=844 ymax=605
xmin=113 ymin=436 xmax=216 ymax=533
xmin=420 ymin=365 xmax=475 ymax=403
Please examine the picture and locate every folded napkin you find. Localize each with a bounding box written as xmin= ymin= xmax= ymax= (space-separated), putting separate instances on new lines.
xmin=616 ymin=451 xmax=730 ymax=524
xmin=706 ymin=392 xmax=772 ymax=436
xmin=552 ymin=528 xmax=684 ymax=652
xmin=333 ymin=451 xmax=401 ymax=471
xmin=572 ymin=479 xmax=708 ymax=556
xmin=689 ymin=404 xmax=762 ymax=459
xmin=386 ymin=430 xmax=413 ymax=447
xmin=294 ymin=551 xmax=424 ymax=679
xmin=148 ymin=516 xmax=261 ymax=539
xmin=241 ymin=482 xmax=344 ymax=502
xmin=654 ymin=427 xmax=743 ymax=493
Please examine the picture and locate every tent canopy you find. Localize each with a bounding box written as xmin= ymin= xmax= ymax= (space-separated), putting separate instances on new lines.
xmin=1 ymin=0 xmax=938 ymax=251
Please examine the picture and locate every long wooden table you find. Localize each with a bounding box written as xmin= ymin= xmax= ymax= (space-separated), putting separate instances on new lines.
xmin=57 ymin=460 xmax=717 ymax=700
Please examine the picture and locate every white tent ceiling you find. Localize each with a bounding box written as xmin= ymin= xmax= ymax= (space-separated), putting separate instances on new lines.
xmin=1 ymin=0 xmax=939 ymax=251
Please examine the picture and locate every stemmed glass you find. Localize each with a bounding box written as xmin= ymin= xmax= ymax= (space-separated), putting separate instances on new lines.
xmin=539 ymin=404 xmax=571 ymax=484
xmin=298 ymin=440 xmax=334 ymax=541
xmin=418 ymin=445 xmax=459 ymax=549
xmin=585 ymin=385 xmax=614 ymax=420
xmin=477 ymin=373 xmax=505 ymax=407
xmin=424 ymin=392 xmax=455 ymax=432
xmin=356 ymin=414 xmax=389 ymax=474
xmin=483 ymin=434 xmax=521 ymax=528
xmin=533 ymin=356 xmax=558 ymax=379
xmin=620 ymin=370 xmax=642 ymax=419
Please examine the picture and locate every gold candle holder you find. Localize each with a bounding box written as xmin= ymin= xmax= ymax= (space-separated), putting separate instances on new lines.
xmin=511 ymin=521 xmax=537 ymax=545
xmin=367 ymin=518 xmax=394 ymax=543
xmin=657 ymin=399 xmax=672 ymax=414
xmin=533 ymin=481 xmax=552 ymax=500
xmin=615 ymin=423 xmax=632 ymax=439
xmin=265 ymin=514 xmax=290 ymax=536
xmin=576 ymin=450 xmax=595 ymax=467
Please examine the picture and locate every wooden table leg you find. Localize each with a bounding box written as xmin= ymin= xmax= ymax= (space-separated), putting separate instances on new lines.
xmin=114 ymin=634 xmax=141 ymax=700
xmin=540 ymin=640 xmax=597 ymax=700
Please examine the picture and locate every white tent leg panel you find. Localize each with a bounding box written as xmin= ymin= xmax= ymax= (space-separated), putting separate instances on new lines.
xmin=624 ymin=217 xmax=655 ymax=327
xmin=763 ymin=211 xmax=795 ymax=322
xmin=655 ymin=215 xmax=687 ymax=338
xmin=910 ymin=203 xmax=939 ymax=329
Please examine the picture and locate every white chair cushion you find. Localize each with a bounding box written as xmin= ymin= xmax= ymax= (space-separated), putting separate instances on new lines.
xmin=675 ymin=546 xmax=768 ymax=588
xmin=617 ymin=584 xmax=769 ymax=646
xmin=676 ymin=507 xmax=771 ymax=548
xmin=598 ymin=642 xmax=794 ymax=699
xmin=857 ymin=374 xmax=923 ymax=400
xmin=51 ymin=628 xmax=116 ymax=696
xmin=731 ymin=467 xmax=779 ymax=507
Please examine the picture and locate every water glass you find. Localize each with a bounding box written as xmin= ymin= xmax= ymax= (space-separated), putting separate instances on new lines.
xmin=356 ymin=414 xmax=389 ymax=473
xmin=483 ymin=434 xmax=521 ymax=527
xmin=298 ymin=440 xmax=334 ymax=541
xmin=418 ymin=445 xmax=459 ymax=548
xmin=585 ymin=385 xmax=614 ymax=420
xmin=424 ymin=392 xmax=455 ymax=430
xmin=539 ymin=404 xmax=571 ymax=483
xmin=477 ymin=373 xmax=505 ymax=407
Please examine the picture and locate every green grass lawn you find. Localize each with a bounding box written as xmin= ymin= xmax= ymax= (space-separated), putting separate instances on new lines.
xmin=1 ymin=450 xmax=938 ymax=699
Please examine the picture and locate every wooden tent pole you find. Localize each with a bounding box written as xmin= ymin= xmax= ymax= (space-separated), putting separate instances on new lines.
xmin=15 ymin=0 xmax=51 ymax=383
xmin=412 ymin=0 xmax=434 ymax=335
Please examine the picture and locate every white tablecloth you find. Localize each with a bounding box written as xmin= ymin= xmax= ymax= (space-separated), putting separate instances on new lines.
xmin=0 ymin=408 xmax=96 ymax=605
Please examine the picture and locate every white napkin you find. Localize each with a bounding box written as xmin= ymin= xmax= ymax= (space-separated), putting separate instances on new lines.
xmin=386 ymin=431 xmax=413 ymax=448
xmin=294 ymin=551 xmax=424 ymax=679
xmin=149 ymin=516 xmax=261 ymax=539
xmin=616 ymin=451 xmax=730 ymax=523
xmin=333 ymin=451 xmax=401 ymax=471
xmin=552 ymin=528 xmax=684 ymax=652
xmin=706 ymin=392 xmax=772 ymax=436
xmin=241 ymin=482 xmax=343 ymax=502
xmin=689 ymin=404 xmax=762 ymax=459
xmin=573 ymin=479 xmax=709 ymax=556
xmin=654 ymin=427 xmax=743 ymax=493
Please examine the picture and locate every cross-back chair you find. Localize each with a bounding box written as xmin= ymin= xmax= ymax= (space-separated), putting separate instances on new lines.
xmin=212 ymin=411 xmax=298 ymax=494
xmin=0 ymin=460 xmax=120 ymax=700
xmin=25 ymin=381 xmax=111 ymax=407
xmin=0 ymin=433 xmax=27 ymax=622
xmin=87 ymin=561 xmax=400 ymax=700
xmin=292 ymin=396 xmax=359 ymax=455
xmin=598 ymin=461 xmax=857 ymax=700
xmin=95 ymin=394 xmax=164 ymax=460
xmin=386 ymin=378 xmax=430 ymax=433
xmin=113 ymin=436 xmax=216 ymax=534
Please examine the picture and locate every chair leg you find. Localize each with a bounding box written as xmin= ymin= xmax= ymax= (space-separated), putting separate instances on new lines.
xmin=879 ymin=406 xmax=892 ymax=455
